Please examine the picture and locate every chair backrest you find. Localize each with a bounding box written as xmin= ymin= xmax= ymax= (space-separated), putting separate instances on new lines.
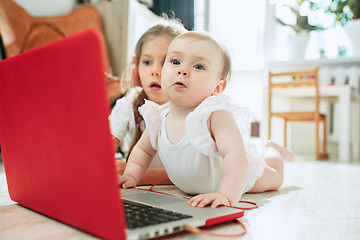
xmin=268 ymin=68 xmax=320 ymax=116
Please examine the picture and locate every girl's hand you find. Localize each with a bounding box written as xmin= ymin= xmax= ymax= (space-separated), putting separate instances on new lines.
xmin=187 ymin=192 xmax=230 ymax=208
xmin=119 ymin=175 xmax=137 ymax=189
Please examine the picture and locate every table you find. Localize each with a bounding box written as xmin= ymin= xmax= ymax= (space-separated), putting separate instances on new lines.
xmin=265 ymin=58 xmax=360 ymax=163
xmin=263 ymin=84 xmax=360 ymax=163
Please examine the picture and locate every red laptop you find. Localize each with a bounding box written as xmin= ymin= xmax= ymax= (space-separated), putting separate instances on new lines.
xmin=0 ymin=29 xmax=244 ymax=239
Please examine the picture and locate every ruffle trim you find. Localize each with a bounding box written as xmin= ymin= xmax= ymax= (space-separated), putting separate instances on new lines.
xmin=185 ymin=94 xmax=249 ymax=157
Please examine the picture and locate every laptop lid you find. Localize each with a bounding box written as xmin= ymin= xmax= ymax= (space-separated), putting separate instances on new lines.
xmin=0 ymin=29 xmax=244 ymax=240
xmin=0 ymin=29 xmax=126 ymax=239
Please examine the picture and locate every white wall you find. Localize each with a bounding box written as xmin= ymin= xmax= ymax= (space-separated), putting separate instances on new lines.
xmin=205 ymin=0 xmax=267 ymax=138
xmin=223 ymin=71 xmax=264 ymax=126
xmin=206 ymin=0 xmax=266 ymax=71
xmin=14 ymin=0 xmax=76 ymax=16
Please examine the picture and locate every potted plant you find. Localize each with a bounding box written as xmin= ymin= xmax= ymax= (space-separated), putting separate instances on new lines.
xmin=276 ymin=0 xmax=325 ymax=34
xmin=326 ymin=0 xmax=360 ymax=56
xmin=275 ymin=0 xmax=325 ymax=59
xmin=326 ymin=0 xmax=360 ymax=24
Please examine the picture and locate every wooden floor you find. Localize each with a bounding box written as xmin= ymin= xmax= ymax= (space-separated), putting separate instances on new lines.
xmin=1 ymin=155 xmax=360 ymax=240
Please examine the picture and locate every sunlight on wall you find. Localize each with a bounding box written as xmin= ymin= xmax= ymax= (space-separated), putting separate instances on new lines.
xmin=195 ymin=0 xmax=266 ymax=71
xmin=14 ymin=0 xmax=76 ymax=16
xmin=194 ymin=0 xmax=267 ymax=138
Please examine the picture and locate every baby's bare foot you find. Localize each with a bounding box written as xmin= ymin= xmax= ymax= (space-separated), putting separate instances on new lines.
xmin=266 ymin=140 xmax=294 ymax=162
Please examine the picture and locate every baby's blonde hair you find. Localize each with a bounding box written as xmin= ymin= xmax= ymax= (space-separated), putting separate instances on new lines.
xmin=175 ymin=31 xmax=232 ymax=83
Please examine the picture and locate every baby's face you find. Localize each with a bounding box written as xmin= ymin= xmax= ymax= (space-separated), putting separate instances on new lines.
xmin=161 ymin=37 xmax=225 ymax=109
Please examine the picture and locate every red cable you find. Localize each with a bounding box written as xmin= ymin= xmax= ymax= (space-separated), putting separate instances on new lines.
xmin=233 ymin=200 xmax=258 ymax=210
xmin=185 ymin=219 xmax=247 ymax=237
xmin=149 ymin=176 xmax=170 ymax=191
xmin=137 ymin=178 xmax=257 ymax=238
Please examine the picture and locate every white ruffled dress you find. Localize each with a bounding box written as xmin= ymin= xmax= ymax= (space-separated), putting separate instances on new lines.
xmin=139 ymin=94 xmax=266 ymax=194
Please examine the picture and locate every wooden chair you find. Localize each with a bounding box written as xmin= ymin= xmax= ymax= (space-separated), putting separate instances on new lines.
xmin=268 ymin=68 xmax=328 ymax=160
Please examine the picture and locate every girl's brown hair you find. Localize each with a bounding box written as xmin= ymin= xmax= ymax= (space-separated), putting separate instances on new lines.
xmin=127 ymin=16 xmax=186 ymax=160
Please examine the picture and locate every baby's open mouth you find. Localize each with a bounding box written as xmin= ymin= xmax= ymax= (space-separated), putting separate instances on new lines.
xmin=174 ymin=82 xmax=186 ymax=87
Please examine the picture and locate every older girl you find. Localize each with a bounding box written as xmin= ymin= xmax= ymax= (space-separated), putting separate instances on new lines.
xmin=109 ymin=17 xmax=186 ymax=185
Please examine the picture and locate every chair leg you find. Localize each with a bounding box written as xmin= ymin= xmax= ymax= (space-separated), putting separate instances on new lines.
xmin=314 ymin=119 xmax=329 ymax=160
xmin=315 ymin=120 xmax=319 ymax=160
xmin=321 ymin=119 xmax=328 ymax=160
xmin=268 ymin=116 xmax=271 ymax=140
xmin=284 ymin=119 xmax=287 ymax=148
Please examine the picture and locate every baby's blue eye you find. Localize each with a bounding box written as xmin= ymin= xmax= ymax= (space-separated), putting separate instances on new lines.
xmin=144 ymin=60 xmax=151 ymax=66
xmin=194 ymin=64 xmax=204 ymax=70
xmin=171 ymin=59 xmax=180 ymax=65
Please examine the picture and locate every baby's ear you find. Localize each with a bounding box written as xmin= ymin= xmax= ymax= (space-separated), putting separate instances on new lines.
xmin=212 ymin=80 xmax=226 ymax=96
xmin=132 ymin=65 xmax=142 ymax=87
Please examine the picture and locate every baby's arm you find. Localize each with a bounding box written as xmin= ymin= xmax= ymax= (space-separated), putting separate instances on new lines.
xmin=188 ymin=110 xmax=248 ymax=208
xmin=119 ymin=128 xmax=157 ymax=188
xmin=114 ymin=136 xmax=171 ymax=185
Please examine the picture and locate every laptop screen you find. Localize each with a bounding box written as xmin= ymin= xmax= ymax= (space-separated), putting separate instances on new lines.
xmin=0 ymin=29 xmax=126 ymax=239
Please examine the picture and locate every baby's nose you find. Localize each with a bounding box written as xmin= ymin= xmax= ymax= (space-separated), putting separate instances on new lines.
xmin=178 ymin=70 xmax=188 ymax=76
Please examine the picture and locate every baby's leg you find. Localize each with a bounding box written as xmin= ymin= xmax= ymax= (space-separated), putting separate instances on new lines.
xmin=248 ymin=140 xmax=293 ymax=193
xmin=266 ymin=140 xmax=294 ymax=163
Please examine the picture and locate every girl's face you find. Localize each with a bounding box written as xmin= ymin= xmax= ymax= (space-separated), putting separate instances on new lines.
xmin=138 ymin=35 xmax=172 ymax=105
xmin=161 ymin=38 xmax=225 ymax=110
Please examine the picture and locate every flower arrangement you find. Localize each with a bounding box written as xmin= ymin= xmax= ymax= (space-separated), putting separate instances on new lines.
xmin=277 ymin=0 xmax=360 ymax=32
xmin=326 ymin=0 xmax=360 ymax=25
xmin=276 ymin=0 xmax=325 ymax=34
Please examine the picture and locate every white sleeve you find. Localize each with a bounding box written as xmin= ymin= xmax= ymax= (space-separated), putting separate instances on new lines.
xmin=108 ymin=96 xmax=134 ymax=141
xmin=138 ymin=100 xmax=169 ymax=151
xmin=185 ymin=94 xmax=249 ymax=157
xmin=138 ymin=100 xmax=161 ymax=150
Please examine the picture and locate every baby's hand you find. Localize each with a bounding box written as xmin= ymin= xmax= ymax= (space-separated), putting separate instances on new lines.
xmin=115 ymin=159 xmax=126 ymax=175
xmin=119 ymin=174 xmax=137 ymax=189
xmin=187 ymin=192 xmax=230 ymax=208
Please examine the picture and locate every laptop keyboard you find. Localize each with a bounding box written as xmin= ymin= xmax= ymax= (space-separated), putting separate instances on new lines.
xmin=123 ymin=200 xmax=193 ymax=229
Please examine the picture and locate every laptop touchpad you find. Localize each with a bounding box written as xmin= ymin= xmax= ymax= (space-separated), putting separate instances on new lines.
xmin=122 ymin=189 xmax=185 ymax=205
